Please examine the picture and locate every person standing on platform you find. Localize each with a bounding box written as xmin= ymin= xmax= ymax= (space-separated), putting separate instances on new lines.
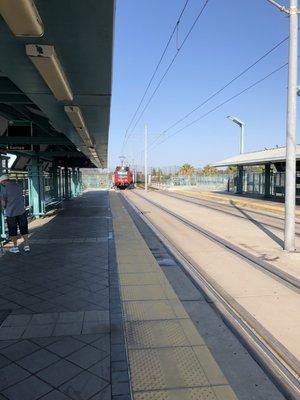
xmin=0 ymin=174 xmax=30 ymax=253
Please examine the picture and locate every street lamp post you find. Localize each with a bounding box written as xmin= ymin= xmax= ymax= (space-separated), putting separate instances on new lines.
xmin=227 ymin=116 xmax=245 ymax=154
xmin=144 ymin=124 xmax=148 ymax=191
xmin=268 ymin=0 xmax=298 ymax=252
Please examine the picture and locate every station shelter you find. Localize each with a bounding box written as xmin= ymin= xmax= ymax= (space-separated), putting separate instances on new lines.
xmin=214 ymin=145 xmax=300 ymax=201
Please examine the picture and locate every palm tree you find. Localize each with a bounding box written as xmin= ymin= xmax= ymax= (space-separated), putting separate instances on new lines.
xmin=202 ymin=164 xmax=218 ymax=176
xmin=179 ymin=163 xmax=195 ymax=176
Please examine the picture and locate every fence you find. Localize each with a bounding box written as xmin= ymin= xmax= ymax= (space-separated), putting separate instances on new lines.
xmin=152 ymin=174 xmax=232 ymax=191
xmin=81 ymin=172 xmax=112 ymax=189
xmin=228 ymin=171 xmax=300 ymax=200
xmin=151 ymin=171 xmax=300 ymax=201
xmin=0 ymin=168 xmax=83 ymax=241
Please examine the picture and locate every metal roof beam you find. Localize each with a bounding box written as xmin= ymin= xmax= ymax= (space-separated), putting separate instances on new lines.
xmin=0 ymin=104 xmax=25 ymax=120
xmin=0 ymin=77 xmax=22 ymax=94
xmin=0 ymin=94 xmax=34 ymax=104
xmin=0 ymin=136 xmax=73 ymax=145
xmin=10 ymin=150 xmax=85 ymax=158
xmin=9 ymin=104 xmax=60 ymax=137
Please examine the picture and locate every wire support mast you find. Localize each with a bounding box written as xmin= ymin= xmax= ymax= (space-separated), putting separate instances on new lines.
xmin=267 ymin=0 xmax=299 ymax=251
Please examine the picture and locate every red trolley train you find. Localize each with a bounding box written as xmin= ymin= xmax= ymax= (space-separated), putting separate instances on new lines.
xmin=113 ymin=166 xmax=133 ymax=189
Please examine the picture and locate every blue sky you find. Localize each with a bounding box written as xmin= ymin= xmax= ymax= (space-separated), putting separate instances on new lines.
xmin=108 ymin=0 xmax=297 ymax=169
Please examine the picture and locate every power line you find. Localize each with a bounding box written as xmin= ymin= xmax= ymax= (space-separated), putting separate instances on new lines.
xmin=124 ymin=0 xmax=210 ymax=149
xmin=122 ymin=0 xmax=190 ymax=151
xmin=148 ymin=35 xmax=289 ymax=148
xmin=130 ymin=0 xmax=210 ymax=134
xmin=149 ymin=61 xmax=288 ymax=151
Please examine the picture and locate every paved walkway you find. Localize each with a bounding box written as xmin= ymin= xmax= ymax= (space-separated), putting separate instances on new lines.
xmin=0 ymin=191 xmax=130 ymax=400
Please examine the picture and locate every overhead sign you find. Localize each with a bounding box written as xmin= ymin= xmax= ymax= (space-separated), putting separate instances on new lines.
xmin=7 ymin=120 xmax=32 ymax=151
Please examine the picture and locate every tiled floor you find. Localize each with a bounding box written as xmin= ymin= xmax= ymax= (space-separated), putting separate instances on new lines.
xmin=0 ymin=191 xmax=130 ymax=400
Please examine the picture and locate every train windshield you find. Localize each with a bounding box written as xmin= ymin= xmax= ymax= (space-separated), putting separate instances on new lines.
xmin=117 ymin=170 xmax=127 ymax=177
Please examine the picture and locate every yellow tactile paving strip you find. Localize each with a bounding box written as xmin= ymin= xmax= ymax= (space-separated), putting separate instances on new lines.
xmin=110 ymin=193 xmax=237 ymax=400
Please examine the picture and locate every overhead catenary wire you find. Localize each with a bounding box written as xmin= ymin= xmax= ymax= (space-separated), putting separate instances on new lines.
xmin=122 ymin=0 xmax=190 ymax=151
xmin=123 ymin=0 xmax=210 ymax=150
xmin=129 ymin=0 xmax=210 ymax=134
xmin=149 ymin=61 xmax=289 ymax=151
xmin=148 ymin=35 xmax=289 ymax=149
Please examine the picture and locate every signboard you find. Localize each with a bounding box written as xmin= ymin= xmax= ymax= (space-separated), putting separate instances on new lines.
xmin=7 ymin=120 xmax=33 ymax=151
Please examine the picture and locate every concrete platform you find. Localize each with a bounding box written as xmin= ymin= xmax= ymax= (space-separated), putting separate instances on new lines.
xmin=0 ymin=191 xmax=130 ymax=400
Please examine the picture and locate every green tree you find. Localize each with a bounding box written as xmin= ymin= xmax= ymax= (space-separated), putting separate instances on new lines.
xmin=179 ymin=163 xmax=195 ymax=176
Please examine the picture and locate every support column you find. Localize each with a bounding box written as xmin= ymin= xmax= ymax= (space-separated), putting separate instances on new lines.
xmin=28 ymin=158 xmax=45 ymax=217
xmin=78 ymin=168 xmax=83 ymax=195
xmin=61 ymin=168 xmax=65 ymax=198
xmin=51 ymin=162 xmax=59 ymax=201
xmin=64 ymin=166 xmax=70 ymax=199
xmin=264 ymin=163 xmax=271 ymax=199
xmin=75 ymin=168 xmax=81 ymax=196
xmin=0 ymin=155 xmax=9 ymax=239
xmin=236 ymin=165 xmax=244 ymax=194
xmin=58 ymin=167 xmax=62 ymax=200
xmin=76 ymin=169 xmax=80 ymax=195
xmin=71 ymin=168 xmax=77 ymax=198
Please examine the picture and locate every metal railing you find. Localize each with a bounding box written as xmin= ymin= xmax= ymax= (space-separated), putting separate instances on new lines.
xmin=151 ymin=171 xmax=300 ymax=201
xmin=81 ymin=173 xmax=112 ymax=189
xmin=152 ymin=174 xmax=233 ymax=191
xmin=228 ymin=171 xmax=300 ymax=200
xmin=0 ymin=169 xmax=83 ymax=242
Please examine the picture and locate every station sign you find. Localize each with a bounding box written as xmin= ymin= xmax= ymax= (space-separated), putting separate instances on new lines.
xmin=7 ymin=120 xmax=33 ymax=151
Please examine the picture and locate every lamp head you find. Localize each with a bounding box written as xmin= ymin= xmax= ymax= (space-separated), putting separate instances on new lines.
xmin=227 ymin=115 xmax=244 ymax=126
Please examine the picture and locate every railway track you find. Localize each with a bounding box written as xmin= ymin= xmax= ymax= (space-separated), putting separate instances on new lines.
xmin=122 ymin=190 xmax=300 ymax=399
xmin=149 ymin=188 xmax=300 ymax=237
xmin=130 ymin=190 xmax=300 ymax=291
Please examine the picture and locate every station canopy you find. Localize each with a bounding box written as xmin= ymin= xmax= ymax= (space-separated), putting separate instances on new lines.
xmin=0 ymin=0 xmax=115 ymax=169
xmin=214 ymin=145 xmax=300 ymax=167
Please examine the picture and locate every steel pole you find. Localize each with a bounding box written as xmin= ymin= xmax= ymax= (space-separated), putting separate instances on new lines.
xmin=284 ymin=0 xmax=298 ymax=251
xmin=144 ymin=124 xmax=148 ymax=191
xmin=240 ymin=124 xmax=245 ymax=154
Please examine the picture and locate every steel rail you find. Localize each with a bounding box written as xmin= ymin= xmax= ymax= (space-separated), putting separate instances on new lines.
xmin=146 ymin=184 xmax=298 ymax=222
xmin=130 ymin=190 xmax=300 ymax=291
xmin=122 ymin=191 xmax=300 ymax=399
xmin=153 ymin=189 xmax=300 ymax=236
